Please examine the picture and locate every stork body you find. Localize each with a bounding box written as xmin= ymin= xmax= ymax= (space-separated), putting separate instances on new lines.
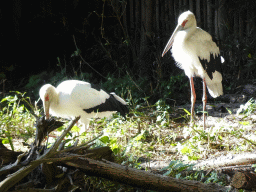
xmin=39 ymin=80 xmax=129 ymax=133
xmin=162 ymin=11 xmax=223 ymax=129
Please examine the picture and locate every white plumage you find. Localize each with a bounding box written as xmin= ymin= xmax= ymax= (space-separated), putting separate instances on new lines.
xmin=162 ymin=11 xmax=224 ymax=129
xmin=39 ymin=80 xmax=129 ymax=133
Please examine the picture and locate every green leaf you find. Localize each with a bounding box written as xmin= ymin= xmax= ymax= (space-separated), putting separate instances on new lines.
xmin=111 ymin=143 xmax=120 ymax=153
xmin=226 ymin=108 xmax=232 ymax=114
xmin=2 ymin=139 xmax=10 ymax=144
xmin=239 ymin=121 xmax=250 ymax=125
xmin=100 ymin=136 xmax=110 ymax=144
xmin=183 ymin=108 xmax=191 ymax=115
xmin=181 ymin=146 xmax=192 ymax=154
xmin=71 ymin=125 xmax=80 ymax=132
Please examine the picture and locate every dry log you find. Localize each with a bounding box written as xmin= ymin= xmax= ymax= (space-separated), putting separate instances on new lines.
xmin=219 ymin=165 xmax=255 ymax=176
xmin=231 ymin=171 xmax=256 ymax=190
xmin=64 ymin=158 xmax=232 ymax=192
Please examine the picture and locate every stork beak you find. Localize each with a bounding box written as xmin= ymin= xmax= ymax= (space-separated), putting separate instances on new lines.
xmin=43 ymin=99 xmax=50 ymax=120
xmin=162 ymin=25 xmax=183 ymax=57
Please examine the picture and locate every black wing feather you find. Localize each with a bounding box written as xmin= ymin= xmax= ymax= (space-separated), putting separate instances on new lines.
xmin=83 ymin=94 xmax=129 ymax=119
xmin=199 ymin=54 xmax=222 ymax=80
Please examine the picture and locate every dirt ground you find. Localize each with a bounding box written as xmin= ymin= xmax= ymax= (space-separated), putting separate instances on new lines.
xmin=140 ymin=87 xmax=256 ymax=171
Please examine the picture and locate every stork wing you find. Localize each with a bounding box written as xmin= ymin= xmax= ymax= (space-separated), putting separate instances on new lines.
xmin=191 ymin=28 xmax=223 ymax=80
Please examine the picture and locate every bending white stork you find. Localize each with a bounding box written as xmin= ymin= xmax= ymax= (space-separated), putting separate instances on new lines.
xmin=39 ymin=80 xmax=129 ymax=133
xmin=162 ymin=11 xmax=223 ymax=129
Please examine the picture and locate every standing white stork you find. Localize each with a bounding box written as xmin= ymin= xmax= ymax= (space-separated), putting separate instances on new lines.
xmin=162 ymin=11 xmax=223 ymax=129
xmin=39 ymin=80 xmax=129 ymax=133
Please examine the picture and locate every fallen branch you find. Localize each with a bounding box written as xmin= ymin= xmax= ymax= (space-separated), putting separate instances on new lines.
xmin=194 ymin=154 xmax=256 ymax=170
xmin=64 ymin=158 xmax=232 ymax=192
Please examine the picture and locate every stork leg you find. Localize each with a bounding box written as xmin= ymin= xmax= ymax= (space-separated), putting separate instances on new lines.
xmin=202 ymin=78 xmax=207 ymax=129
xmin=189 ymin=77 xmax=196 ymax=126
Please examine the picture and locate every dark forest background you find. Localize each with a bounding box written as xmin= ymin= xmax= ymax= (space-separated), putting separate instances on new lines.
xmin=1 ymin=0 xmax=256 ymax=103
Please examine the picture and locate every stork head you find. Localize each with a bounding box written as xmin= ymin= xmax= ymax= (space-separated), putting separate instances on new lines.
xmin=177 ymin=11 xmax=196 ymax=30
xmin=39 ymin=84 xmax=57 ymax=119
xmin=162 ymin=10 xmax=197 ymax=57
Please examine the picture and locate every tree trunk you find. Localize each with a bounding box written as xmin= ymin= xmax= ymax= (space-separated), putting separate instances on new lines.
xmin=184 ymin=0 xmax=188 ymax=10
xmin=214 ymin=0 xmax=219 ymax=39
xmin=130 ymin=0 xmax=134 ymax=30
xmin=135 ymin=0 xmax=140 ymax=58
xmin=156 ymin=0 xmax=160 ymax=40
xmin=165 ymin=0 xmax=169 ymax=31
xmin=196 ymin=0 xmax=201 ymax=26
xmin=207 ymin=0 xmax=213 ymax=34
xmin=203 ymin=0 xmax=207 ymax=29
xmin=179 ymin=0 xmax=182 ymax=14
xmin=174 ymin=0 xmax=179 ymax=21
xmin=167 ymin=0 xmax=172 ymax=31
xmin=217 ymin=0 xmax=227 ymax=41
xmin=122 ymin=0 xmax=128 ymax=36
xmin=139 ymin=0 xmax=154 ymax=81
xmin=189 ymin=0 xmax=193 ymax=12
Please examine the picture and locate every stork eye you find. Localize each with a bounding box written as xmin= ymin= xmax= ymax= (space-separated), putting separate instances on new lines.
xmin=181 ymin=20 xmax=188 ymax=27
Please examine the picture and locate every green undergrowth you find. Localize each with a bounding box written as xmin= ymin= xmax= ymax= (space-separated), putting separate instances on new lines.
xmin=1 ymin=89 xmax=256 ymax=190
xmin=0 ymin=91 xmax=37 ymax=150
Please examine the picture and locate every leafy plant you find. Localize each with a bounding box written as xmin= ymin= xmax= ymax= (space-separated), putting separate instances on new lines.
xmin=204 ymin=171 xmax=226 ymax=185
xmin=161 ymin=160 xmax=194 ymax=177
xmin=236 ymin=98 xmax=256 ymax=116
xmin=0 ymin=91 xmax=36 ymax=150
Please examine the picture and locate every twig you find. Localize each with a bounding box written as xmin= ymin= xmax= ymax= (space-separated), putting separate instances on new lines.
xmin=15 ymin=152 xmax=27 ymax=166
xmin=0 ymin=117 xmax=80 ymax=192
xmin=43 ymin=116 xmax=80 ymax=158
xmin=240 ymin=135 xmax=256 ymax=146
xmin=55 ymin=131 xmax=103 ymax=155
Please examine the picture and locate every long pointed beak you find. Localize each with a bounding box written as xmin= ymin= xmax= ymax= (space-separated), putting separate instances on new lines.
xmin=162 ymin=25 xmax=183 ymax=57
xmin=43 ymin=100 xmax=50 ymax=119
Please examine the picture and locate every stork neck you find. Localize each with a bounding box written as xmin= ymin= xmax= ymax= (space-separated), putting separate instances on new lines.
xmin=48 ymin=86 xmax=59 ymax=105
xmin=52 ymin=90 xmax=59 ymax=104
xmin=183 ymin=25 xmax=196 ymax=40
xmin=186 ymin=25 xmax=196 ymax=34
